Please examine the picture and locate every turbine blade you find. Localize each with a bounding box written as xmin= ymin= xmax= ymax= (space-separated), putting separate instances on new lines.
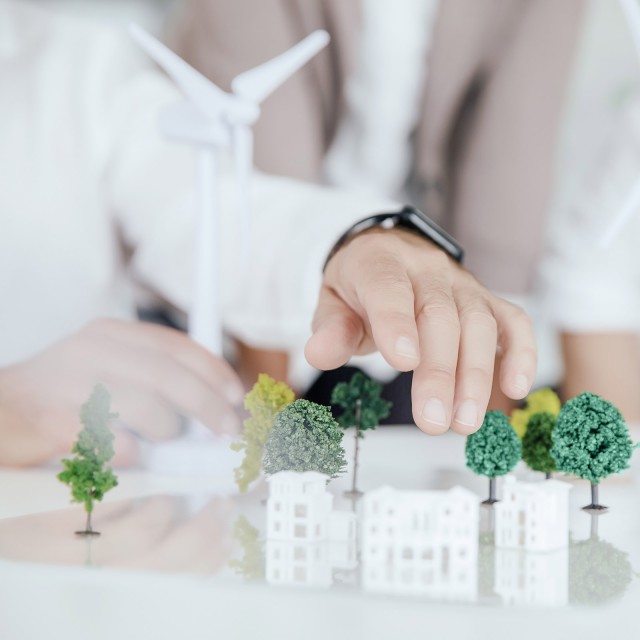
xmin=231 ymin=30 xmax=330 ymax=104
xmin=129 ymin=23 xmax=234 ymax=118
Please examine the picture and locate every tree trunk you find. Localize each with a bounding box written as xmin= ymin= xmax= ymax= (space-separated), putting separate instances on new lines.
xmin=482 ymin=477 xmax=498 ymax=505
xmin=545 ymin=472 xmax=551 ymax=480
xmin=352 ymin=399 xmax=361 ymax=494
xmin=76 ymin=497 xmax=100 ymax=536
xmin=582 ymin=481 xmax=608 ymax=513
xmin=344 ymin=399 xmax=363 ymax=498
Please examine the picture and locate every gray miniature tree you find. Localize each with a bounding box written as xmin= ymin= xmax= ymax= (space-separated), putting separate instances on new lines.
xmin=551 ymin=392 xmax=637 ymax=512
xmin=522 ymin=412 xmax=557 ymax=479
xmin=263 ymin=399 xmax=347 ymax=478
xmin=466 ymin=410 xmax=521 ymax=504
xmin=331 ymin=372 xmax=392 ymax=496
xmin=58 ymin=384 xmax=118 ymax=535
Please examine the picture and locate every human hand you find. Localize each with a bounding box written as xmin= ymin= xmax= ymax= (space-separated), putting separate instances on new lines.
xmin=305 ymin=228 xmax=536 ymax=435
xmin=0 ymin=319 xmax=244 ymax=467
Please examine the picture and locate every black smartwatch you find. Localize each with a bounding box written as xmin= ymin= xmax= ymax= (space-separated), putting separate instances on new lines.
xmin=323 ymin=205 xmax=464 ymax=271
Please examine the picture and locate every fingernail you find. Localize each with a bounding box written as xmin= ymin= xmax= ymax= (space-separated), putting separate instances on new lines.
xmin=513 ymin=374 xmax=529 ymax=394
xmin=421 ymin=398 xmax=447 ymax=427
xmin=454 ymin=400 xmax=477 ymax=428
xmin=395 ymin=336 xmax=419 ymax=361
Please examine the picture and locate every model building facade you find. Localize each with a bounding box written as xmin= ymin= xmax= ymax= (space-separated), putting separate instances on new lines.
xmin=266 ymin=471 xmax=357 ymax=588
xmin=494 ymin=476 xmax=571 ymax=552
xmin=361 ymin=486 xmax=479 ymax=601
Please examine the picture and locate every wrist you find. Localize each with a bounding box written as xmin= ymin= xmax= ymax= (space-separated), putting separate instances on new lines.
xmin=323 ymin=206 xmax=464 ymax=272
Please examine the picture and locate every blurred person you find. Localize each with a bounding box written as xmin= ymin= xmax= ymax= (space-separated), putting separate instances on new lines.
xmin=0 ymin=0 xmax=536 ymax=467
xmin=540 ymin=86 xmax=640 ymax=421
xmin=171 ymin=0 xmax=584 ymax=414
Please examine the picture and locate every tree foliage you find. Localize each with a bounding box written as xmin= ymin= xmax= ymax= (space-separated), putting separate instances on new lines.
xmin=331 ymin=372 xmax=392 ymax=433
xmin=522 ymin=412 xmax=557 ymax=475
xmin=551 ymin=392 xmax=636 ymax=485
xmin=231 ymin=374 xmax=294 ymax=492
xmin=263 ymin=399 xmax=347 ymax=478
xmin=510 ymin=387 xmax=561 ymax=438
xmin=466 ymin=410 xmax=521 ymax=478
xmin=58 ymin=384 xmax=118 ymax=515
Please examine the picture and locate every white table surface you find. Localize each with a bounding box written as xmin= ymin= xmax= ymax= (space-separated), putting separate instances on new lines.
xmin=0 ymin=425 xmax=638 ymax=640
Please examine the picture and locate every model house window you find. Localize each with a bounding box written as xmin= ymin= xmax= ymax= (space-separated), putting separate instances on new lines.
xmin=294 ymin=546 xmax=306 ymax=560
xmin=294 ymin=524 xmax=307 ymax=538
xmin=294 ymin=567 xmax=307 ymax=582
xmin=274 ymin=521 xmax=281 ymax=532
xmin=294 ymin=504 xmax=307 ymax=518
xmin=274 ymin=502 xmax=281 ymax=512
xmin=402 ymin=547 xmax=414 ymax=560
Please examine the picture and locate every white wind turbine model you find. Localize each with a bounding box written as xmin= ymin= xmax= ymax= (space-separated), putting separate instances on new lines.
xmin=129 ymin=24 xmax=330 ymax=356
xmin=600 ymin=0 xmax=640 ymax=247
xmin=129 ymin=26 xmax=329 ymax=473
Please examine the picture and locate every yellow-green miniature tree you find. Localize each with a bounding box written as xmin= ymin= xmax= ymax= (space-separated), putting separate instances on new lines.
xmin=231 ymin=374 xmax=294 ymax=492
xmin=510 ymin=387 xmax=561 ymax=438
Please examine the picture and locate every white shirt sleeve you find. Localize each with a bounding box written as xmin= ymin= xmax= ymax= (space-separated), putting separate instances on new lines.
xmin=540 ymin=99 xmax=640 ymax=332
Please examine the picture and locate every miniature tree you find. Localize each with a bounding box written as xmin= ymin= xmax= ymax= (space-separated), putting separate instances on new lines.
xmin=58 ymin=384 xmax=118 ymax=536
xmin=466 ymin=410 xmax=521 ymax=504
xmin=510 ymin=387 xmax=561 ymax=438
xmin=331 ymin=372 xmax=392 ymax=496
xmin=551 ymin=392 xmax=637 ymax=512
xmin=263 ymin=399 xmax=347 ymax=478
xmin=231 ymin=374 xmax=294 ymax=492
xmin=522 ymin=412 xmax=557 ymax=479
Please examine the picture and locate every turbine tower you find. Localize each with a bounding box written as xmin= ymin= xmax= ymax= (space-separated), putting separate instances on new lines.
xmin=129 ymin=24 xmax=330 ymax=355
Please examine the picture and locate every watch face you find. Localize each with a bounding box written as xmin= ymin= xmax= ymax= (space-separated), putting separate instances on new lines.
xmin=403 ymin=209 xmax=464 ymax=263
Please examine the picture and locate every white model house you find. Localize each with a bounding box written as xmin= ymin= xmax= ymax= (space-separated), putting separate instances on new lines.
xmin=494 ymin=548 xmax=569 ymax=606
xmin=361 ymin=486 xmax=479 ymax=602
xmin=266 ymin=471 xmax=356 ymax=542
xmin=494 ymin=476 xmax=571 ymax=552
xmin=265 ymin=471 xmax=357 ymax=588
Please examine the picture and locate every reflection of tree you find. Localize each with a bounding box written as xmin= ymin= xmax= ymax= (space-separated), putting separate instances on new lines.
xmin=569 ymin=536 xmax=633 ymax=605
xmin=228 ymin=516 xmax=264 ymax=581
xmin=478 ymin=532 xmax=498 ymax=600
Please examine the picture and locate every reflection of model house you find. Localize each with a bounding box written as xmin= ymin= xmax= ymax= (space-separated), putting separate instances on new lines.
xmin=266 ymin=472 xmax=357 ymax=588
xmin=495 ymin=476 xmax=571 ymax=552
xmin=361 ymin=486 xmax=479 ymax=602
xmin=495 ymin=548 xmax=568 ymax=606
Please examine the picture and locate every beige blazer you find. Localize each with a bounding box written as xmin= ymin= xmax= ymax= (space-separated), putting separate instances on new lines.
xmin=171 ymin=0 xmax=584 ymax=294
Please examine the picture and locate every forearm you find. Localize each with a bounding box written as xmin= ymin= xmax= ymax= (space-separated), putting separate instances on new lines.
xmin=561 ymin=332 xmax=640 ymax=422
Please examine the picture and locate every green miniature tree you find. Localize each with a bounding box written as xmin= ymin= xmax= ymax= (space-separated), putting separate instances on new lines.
xmin=466 ymin=410 xmax=521 ymax=504
xmin=551 ymin=392 xmax=637 ymax=512
xmin=522 ymin=412 xmax=557 ymax=478
xmin=510 ymin=387 xmax=561 ymax=438
xmin=263 ymin=399 xmax=347 ymax=478
xmin=331 ymin=372 xmax=392 ymax=496
xmin=58 ymin=384 xmax=119 ymax=536
xmin=231 ymin=374 xmax=295 ymax=492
